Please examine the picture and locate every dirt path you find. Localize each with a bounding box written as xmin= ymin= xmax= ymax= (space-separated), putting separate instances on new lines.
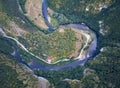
xmin=70 ymin=28 xmax=85 ymax=58
xmin=75 ymin=31 xmax=91 ymax=60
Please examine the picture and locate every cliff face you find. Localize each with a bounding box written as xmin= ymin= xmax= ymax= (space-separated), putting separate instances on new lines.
xmin=37 ymin=77 xmax=50 ymax=88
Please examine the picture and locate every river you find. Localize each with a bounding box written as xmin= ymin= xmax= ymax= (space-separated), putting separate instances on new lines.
xmin=0 ymin=0 xmax=97 ymax=71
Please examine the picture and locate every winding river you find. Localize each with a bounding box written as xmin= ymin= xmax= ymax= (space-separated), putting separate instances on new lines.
xmin=0 ymin=0 xmax=97 ymax=71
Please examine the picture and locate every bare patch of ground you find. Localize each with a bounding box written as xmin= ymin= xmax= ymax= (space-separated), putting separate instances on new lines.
xmin=59 ymin=28 xmax=65 ymax=33
xmin=25 ymin=0 xmax=48 ymax=29
xmin=6 ymin=21 xmax=28 ymax=37
xmin=37 ymin=77 xmax=50 ymax=88
xmin=70 ymin=28 xmax=86 ymax=58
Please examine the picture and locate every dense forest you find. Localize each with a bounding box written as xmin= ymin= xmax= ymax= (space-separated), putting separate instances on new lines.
xmin=0 ymin=53 xmax=38 ymax=88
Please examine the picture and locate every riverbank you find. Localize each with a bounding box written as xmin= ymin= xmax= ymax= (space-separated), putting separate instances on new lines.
xmin=0 ymin=0 xmax=97 ymax=70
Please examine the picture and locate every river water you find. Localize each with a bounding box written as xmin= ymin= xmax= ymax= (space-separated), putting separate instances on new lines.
xmin=0 ymin=0 xmax=97 ymax=71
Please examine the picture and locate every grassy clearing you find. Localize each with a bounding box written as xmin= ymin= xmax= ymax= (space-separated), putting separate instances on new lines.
xmin=19 ymin=27 xmax=86 ymax=63
xmin=24 ymin=0 xmax=48 ymax=29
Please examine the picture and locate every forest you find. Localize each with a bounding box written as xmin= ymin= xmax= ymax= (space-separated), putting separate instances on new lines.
xmin=0 ymin=53 xmax=38 ymax=88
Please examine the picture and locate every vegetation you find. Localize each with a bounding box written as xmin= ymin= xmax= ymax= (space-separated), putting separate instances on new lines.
xmin=33 ymin=1 xmax=120 ymax=87
xmin=85 ymin=47 xmax=120 ymax=87
xmin=34 ymin=46 xmax=120 ymax=88
xmin=0 ymin=64 xmax=25 ymax=88
xmin=80 ymin=69 xmax=101 ymax=88
xmin=22 ymin=0 xmax=49 ymax=29
xmin=23 ymin=27 xmax=79 ymax=62
xmin=47 ymin=8 xmax=70 ymax=27
xmin=0 ymin=53 xmax=38 ymax=88
xmin=35 ymin=66 xmax=84 ymax=87
xmin=0 ymin=0 xmax=120 ymax=88
xmin=0 ymin=0 xmax=45 ymax=33
xmin=47 ymin=0 xmax=116 ymax=31
xmin=0 ymin=37 xmax=13 ymax=54
xmin=0 ymin=1 xmax=10 ymax=26
xmin=47 ymin=0 xmax=114 ymax=15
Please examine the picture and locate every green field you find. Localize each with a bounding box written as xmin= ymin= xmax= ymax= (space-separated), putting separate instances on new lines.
xmin=20 ymin=27 xmax=85 ymax=62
